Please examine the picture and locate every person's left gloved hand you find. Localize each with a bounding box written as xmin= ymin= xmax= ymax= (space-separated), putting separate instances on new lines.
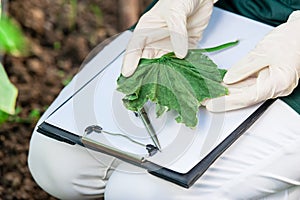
xmin=122 ymin=0 xmax=217 ymax=77
xmin=206 ymin=11 xmax=300 ymax=112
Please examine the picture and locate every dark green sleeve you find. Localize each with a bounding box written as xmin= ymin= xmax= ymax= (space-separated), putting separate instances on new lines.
xmin=281 ymin=86 xmax=300 ymax=115
xmin=216 ymin=0 xmax=300 ymax=114
xmin=215 ymin=0 xmax=300 ymax=26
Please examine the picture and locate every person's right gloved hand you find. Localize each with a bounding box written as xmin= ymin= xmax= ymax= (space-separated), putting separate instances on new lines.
xmin=205 ymin=11 xmax=300 ymax=112
xmin=122 ymin=0 xmax=217 ymax=77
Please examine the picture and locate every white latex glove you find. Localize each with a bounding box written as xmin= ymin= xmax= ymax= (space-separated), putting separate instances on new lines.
xmin=206 ymin=11 xmax=300 ymax=112
xmin=121 ymin=0 xmax=216 ymax=77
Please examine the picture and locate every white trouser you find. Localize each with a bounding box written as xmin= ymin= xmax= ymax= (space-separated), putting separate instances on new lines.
xmin=28 ymin=100 xmax=300 ymax=199
xmin=28 ymin=83 xmax=123 ymax=200
xmin=105 ymin=100 xmax=300 ymax=200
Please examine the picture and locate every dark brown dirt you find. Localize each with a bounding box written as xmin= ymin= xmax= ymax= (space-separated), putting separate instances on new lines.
xmin=1 ymin=0 xmax=152 ymax=199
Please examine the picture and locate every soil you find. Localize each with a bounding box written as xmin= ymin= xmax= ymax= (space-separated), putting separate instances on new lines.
xmin=1 ymin=0 xmax=152 ymax=199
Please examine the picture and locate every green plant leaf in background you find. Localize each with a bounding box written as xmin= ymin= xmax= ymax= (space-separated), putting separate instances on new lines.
xmin=0 ymin=109 xmax=9 ymax=125
xmin=0 ymin=16 xmax=26 ymax=56
xmin=117 ymin=50 xmax=228 ymax=128
xmin=0 ymin=12 xmax=27 ymax=116
xmin=0 ymin=63 xmax=17 ymax=114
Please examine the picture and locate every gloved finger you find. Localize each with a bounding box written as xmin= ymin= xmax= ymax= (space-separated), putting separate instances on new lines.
xmin=205 ymin=83 xmax=259 ymax=112
xmin=254 ymin=64 xmax=298 ymax=99
xmin=186 ymin=1 xmax=214 ymax=43
xmin=141 ymin=47 xmax=170 ymax=59
xmin=223 ymin=52 xmax=269 ymax=84
xmin=122 ymin=47 xmax=143 ymax=77
xmin=122 ymin=29 xmax=169 ymax=77
xmin=202 ymin=76 xmax=255 ymax=111
xmin=206 ymin=68 xmax=276 ymax=112
xmin=165 ymin=12 xmax=188 ymax=59
xmin=140 ymin=37 xmax=175 ymax=58
xmin=207 ymin=66 xmax=297 ymax=112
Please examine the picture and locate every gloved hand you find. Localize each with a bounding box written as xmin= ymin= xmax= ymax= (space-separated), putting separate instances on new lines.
xmin=206 ymin=11 xmax=300 ymax=112
xmin=121 ymin=0 xmax=217 ymax=77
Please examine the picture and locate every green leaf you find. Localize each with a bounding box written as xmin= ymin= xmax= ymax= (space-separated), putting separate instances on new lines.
xmin=117 ymin=50 xmax=228 ymax=128
xmin=0 ymin=63 xmax=18 ymax=114
xmin=0 ymin=110 xmax=9 ymax=125
xmin=0 ymin=16 xmax=26 ymax=56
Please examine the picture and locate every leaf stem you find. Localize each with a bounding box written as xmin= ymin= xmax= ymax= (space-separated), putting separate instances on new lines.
xmin=194 ymin=40 xmax=239 ymax=53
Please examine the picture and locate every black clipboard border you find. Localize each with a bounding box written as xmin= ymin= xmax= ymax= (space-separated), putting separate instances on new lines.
xmin=38 ymin=99 xmax=276 ymax=188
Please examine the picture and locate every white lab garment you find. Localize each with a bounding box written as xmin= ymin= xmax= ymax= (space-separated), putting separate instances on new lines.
xmin=28 ymin=98 xmax=300 ymax=199
xmin=104 ymin=100 xmax=300 ymax=200
xmin=28 ymin=83 xmax=123 ymax=200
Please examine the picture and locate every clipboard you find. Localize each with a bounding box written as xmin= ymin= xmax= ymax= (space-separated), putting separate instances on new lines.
xmin=37 ymin=7 xmax=275 ymax=188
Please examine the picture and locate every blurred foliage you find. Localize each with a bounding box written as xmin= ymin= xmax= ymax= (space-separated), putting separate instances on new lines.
xmin=0 ymin=1 xmax=27 ymax=117
xmin=0 ymin=16 xmax=27 ymax=56
xmin=89 ymin=4 xmax=103 ymax=26
xmin=0 ymin=63 xmax=18 ymax=114
xmin=0 ymin=107 xmax=41 ymax=125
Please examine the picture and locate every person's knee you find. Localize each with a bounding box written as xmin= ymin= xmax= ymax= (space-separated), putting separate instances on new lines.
xmin=105 ymin=163 xmax=182 ymax=200
xmin=28 ymin=131 xmax=117 ymax=199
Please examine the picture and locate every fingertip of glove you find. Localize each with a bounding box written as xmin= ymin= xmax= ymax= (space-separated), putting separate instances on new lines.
xmin=205 ymin=98 xmax=226 ymax=113
xmin=168 ymin=24 xmax=188 ymax=59
xmin=121 ymin=68 xmax=135 ymax=77
xmin=174 ymin=49 xmax=188 ymax=59
xmin=122 ymin=50 xmax=142 ymax=77
xmin=121 ymin=62 xmax=137 ymax=77
xmin=121 ymin=60 xmax=138 ymax=77
xmin=223 ymin=75 xmax=235 ymax=84
xmin=172 ymin=37 xmax=188 ymax=59
xmin=223 ymin=72 xmax=241 ymax=84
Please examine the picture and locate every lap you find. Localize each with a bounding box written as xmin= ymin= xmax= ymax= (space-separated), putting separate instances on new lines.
xmin=28 ymin=99 xmax=300 ymax=199
xmin=105 ymin=100 xmax=300 ymax=200
xmin=28 ymin=128 xmax=122 ymax=199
